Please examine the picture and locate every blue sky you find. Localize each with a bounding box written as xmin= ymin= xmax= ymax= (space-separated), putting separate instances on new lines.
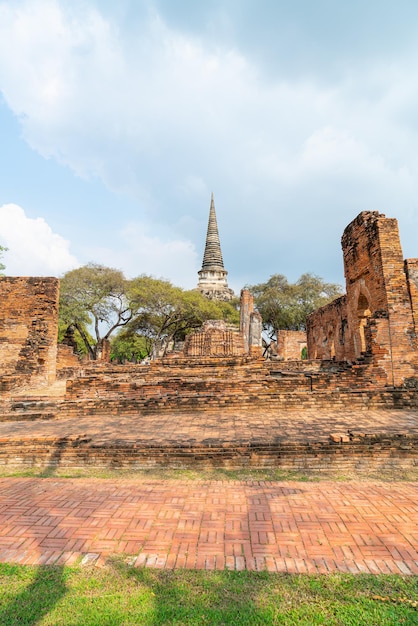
xmin=0 ymin=0 xmax=417 ymax=293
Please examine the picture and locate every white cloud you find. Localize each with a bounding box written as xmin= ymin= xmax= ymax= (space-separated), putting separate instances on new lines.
xmin=0 ymin=204 xmax=200 ymax=287
xmin=0 ymin=203 xmax=79 ymax=276
xmin=0 ymin=0 xmax=415 ymax=196
xmin=0 ymin=1 xmax=417 ymax=286
xmin=86 ymin=221 xmax=200 ymax=288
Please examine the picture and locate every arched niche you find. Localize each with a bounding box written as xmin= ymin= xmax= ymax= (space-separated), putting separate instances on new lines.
xmin=357 ymin=293 xmax=372 ymax=355
xmin=327 ymin=326 xmax=335 ymax=359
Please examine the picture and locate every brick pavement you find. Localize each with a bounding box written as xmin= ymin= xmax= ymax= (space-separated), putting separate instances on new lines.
xmin=0 ymin=478 xmax=417 ymax=574
xmin=1 ymin=408 xmax=417 ymax=471
xmin=1 ymin=408 xmax=418 ymax=444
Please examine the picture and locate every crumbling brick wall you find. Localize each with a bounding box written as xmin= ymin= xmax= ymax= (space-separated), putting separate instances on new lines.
xmin=0 ymin=277 xmax=59 ymax=389
xmin=307 ymin=212 xmax=418 ymax=386
xmin=405 ymin=258 xmax=418 ymax=331
xmin=240 ymin=289 xmax=263 ymax=357
xmin=276 ymin=330 xmax=308 ymax=361
xmin=183 ymin=320 xmax=246 ymax=356
xmin=183 ymin=289 xmax=263 ymax=358
xmin=307 ymin=296 xmax=347 ymax=360
xmin=56 ymin=345 xmax=80 ymax=368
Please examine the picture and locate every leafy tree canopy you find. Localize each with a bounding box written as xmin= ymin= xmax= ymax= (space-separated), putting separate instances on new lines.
xmin=124 ymin=275 xmax=239 ymax=357
xmin=59 ymin=268 xmax=239 ymax=360
xmin=248 ymin=273 xmax=342 ymax=340
xmin=0 ymin=245 xmax=7 ymax=275
xmin=110 ymin=333 xmax=148 ymax=363
xmin=57 ymin=318 xmax=95 ymax=357
xmin=59 ymin=263 xmax=131 ymax=359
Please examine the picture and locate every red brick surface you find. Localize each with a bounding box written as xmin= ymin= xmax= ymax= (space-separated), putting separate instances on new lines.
xmin=0 ymin=478 xmax=417 ymax=573
xmin=275 ymin=330 xmax=307 ymax=361
xmin=0 ymin=407 xmax=417 ymax=471
xmin=0 ymin=277 xmax=59 ymax=391
xmin=307 ymin=212 xmax=418 ymax=386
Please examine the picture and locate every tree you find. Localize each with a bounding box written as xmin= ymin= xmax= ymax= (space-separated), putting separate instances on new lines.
xmin=124 ymin=276 xmax=239 ymax=357
xmin=57 ymin=318 xmax=94 ymax=357
xmin=248 ymin=273 xmax=342 ymax=342
xmin=110 ymin=333 xmax=148 ymax=363
xmin=59 ymin=263 xmax=132 ymax=359
xmin=0 ymin=245 xmax=7 ymax=275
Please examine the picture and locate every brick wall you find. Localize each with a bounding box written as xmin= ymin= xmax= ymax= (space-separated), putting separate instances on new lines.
xmin=307 ymin=212 xmax=418 ymax=386
xmin=56 ymin=345 xmax=80 ymax=369
xmin=276 ymin=330 xmax=307 ymax=361
xmin=0 ymin=277 xmax=59 ymax=390
xmin=183 ymin=320 xmax=246 ymax=356
xmin=182 ymin=289 xmax=263 ymax=358
xmin=0 ymin=433 xmax=416 ymax=471
xmin=405 ymin=258 xmax=418 ymax=330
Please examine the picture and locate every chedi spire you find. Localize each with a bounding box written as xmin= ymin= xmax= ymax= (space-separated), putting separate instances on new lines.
xmin=202 ymin=193 xmax=224 ymax=269
xmin=197 ymin=194 xmax=235 ymax=301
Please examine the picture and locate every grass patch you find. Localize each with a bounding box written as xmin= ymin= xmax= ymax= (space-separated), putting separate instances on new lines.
xmin=0 ymin=464 xmax=417 ymax=482
xmin=0 ymin=563 xmax=417 ymax=625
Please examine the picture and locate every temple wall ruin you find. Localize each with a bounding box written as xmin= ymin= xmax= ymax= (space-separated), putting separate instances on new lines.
xmin=307 ymin=297 xmax=347 ymax=361
xmin=183 ymin=320 xmax=246 ymax=357
xmin=183 ymin=289 xmax=262 ymax=358
xmin=0 ymin=277 xmax=59 ymax=390
xmin=240 ymin=289 xmax=263 ymax=358
xmin=405 ymin=258 xmax=418 ymax=330
xmin=307 ymin=212 xmax=418 ymax=386
xmin=276 ymin=330 xmax=308 ymax=361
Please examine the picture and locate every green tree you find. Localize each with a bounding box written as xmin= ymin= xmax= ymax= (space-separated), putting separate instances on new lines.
xmin=110 ymin=333 xmax=148 ymax=363
xmin=0 ymin=245 xmax=7 ymax=275
xmin=57 ymin=318 xmax=95 ymax=357
xmin=59 ymin=263 xmax=131 ymax=360
xmin=125 ymin=276 xmax=239 ymax=357
xmin=248 ymin=273 xmax=342 ymax=342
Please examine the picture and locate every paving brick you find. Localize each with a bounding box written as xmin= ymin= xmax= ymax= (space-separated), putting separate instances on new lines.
xmin=0 ymin=478 xmax=417 ymax=573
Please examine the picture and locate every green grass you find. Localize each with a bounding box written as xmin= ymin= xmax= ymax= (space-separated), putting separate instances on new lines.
xmin=0 ymin=563 xmax=417 ymax=625
xmin=0 ymin=464 xmax=417 ymax=482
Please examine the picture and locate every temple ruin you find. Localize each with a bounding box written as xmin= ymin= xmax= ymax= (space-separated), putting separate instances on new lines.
xmin=307 ymin=211 xmax=418 ymax=387
xmin=0 ymin=210 xmax=416 ymax=396
xmin=0 ymin=210 xmax=417 ymax=472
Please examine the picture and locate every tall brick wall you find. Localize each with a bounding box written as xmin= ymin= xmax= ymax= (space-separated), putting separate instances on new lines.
xmin=249 ymin=310 xmax=263 ymax=357
xmin=307 ymin=297 xmax=347 ymax=360
xmin=240 ymin=289 xmax=263 ymax=357
xmin=405 ymin=258 xmax=418 ymax=330
xmin=239 ymin=289 xmax=252 ymax=353
xmin=307 ymin=212 xmax=418 ymax=386
xmin=0 ymin=277 xmax=59 ymax=390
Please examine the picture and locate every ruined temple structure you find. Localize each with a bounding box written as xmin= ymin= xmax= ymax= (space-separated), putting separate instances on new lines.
xmin=183 ymin=289 xmax=262 ymax=358
xmin=196 ymin=194 xmax=235 ymax=301
xmin=307 ymin=211 xmax=418 ymax=387
xmin=1 ymin=211 xmax=418 ymax=473
xmin=0 ymin=211 xmax=416 ymax=400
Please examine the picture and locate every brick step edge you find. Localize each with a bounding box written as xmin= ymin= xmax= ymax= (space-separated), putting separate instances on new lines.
xmin=0 ymin=435 xmax=417 ymax=471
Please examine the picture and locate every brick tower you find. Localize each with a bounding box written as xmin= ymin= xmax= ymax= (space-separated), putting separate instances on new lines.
xmin=197 ymin=194 xmax=235 ymax=301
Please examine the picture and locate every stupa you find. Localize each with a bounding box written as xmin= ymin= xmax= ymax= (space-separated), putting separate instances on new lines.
xmin=197 ymin=194 xmax=235 ymax=301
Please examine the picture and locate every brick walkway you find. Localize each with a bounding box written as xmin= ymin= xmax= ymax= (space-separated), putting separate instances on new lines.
xmin=0 ymin=478 xmax=417 ymax=574
xmin=1 ymin=408 xmax=418 ymax=444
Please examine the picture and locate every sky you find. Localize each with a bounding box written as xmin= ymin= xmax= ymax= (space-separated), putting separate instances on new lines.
xmin=0 ymin=0 xmax=418 ymax=293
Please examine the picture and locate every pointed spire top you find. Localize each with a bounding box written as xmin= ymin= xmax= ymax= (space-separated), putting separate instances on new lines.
xmin=202 ymin=194 xmax=224 ymax=269
xmin=197 ymin=194 xmax=234 ymax=300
